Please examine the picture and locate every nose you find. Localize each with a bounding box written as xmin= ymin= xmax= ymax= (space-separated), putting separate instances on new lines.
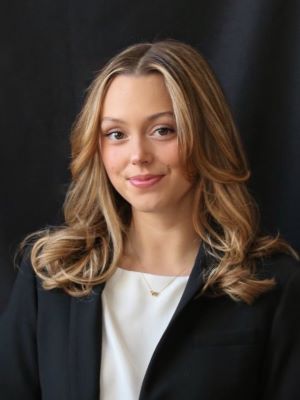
xmin=130 ymin=136 xmax=153 ymax=166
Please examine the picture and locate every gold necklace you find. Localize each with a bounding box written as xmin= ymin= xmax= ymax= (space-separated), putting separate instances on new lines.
xmin=141 ymin=266 xmax=190 ymax=297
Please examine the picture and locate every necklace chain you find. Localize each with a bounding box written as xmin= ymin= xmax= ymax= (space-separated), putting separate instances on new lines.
xmin=141 ymin=266 xmax=190 ymax=297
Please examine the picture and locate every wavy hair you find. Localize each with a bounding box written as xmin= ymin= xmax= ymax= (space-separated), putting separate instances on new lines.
xmin=18 ymin=39 xmax=297 ymax=303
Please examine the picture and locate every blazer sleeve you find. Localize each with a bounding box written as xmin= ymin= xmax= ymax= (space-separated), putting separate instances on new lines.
xmin=0 ymin=252 xmax=41 ymax=399
xmin=262 ymin=267 xmax=300 ymax=400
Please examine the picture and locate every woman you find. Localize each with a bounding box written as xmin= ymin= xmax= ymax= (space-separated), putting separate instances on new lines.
xmin=1 ymin=39 xmax=299 ymax=400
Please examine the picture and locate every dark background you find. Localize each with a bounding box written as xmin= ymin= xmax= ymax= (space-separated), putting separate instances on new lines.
xmin=1 ymin=0 xmax=299 ymax=311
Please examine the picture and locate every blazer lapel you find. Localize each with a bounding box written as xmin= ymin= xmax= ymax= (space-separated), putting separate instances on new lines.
xmin=138 ymin=241 xmax=211 ymax=398
xmin=68 ymin=282 xmax=105 ymax=400
xmin=170 ymin=240 xmax=209 ymax=322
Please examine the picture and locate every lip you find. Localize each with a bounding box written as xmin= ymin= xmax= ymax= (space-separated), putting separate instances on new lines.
xmin=128 ymin=174 xmax=164 ymax=188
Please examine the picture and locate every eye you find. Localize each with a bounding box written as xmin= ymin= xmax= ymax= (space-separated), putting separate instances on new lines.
xmin=153 ymin=126 xmax=176 ymax=138
xmin=104 ymin=130 xmax=126 ymax=141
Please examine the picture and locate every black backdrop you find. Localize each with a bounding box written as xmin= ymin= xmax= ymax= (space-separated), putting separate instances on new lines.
xmin=1 ymin=0 xmax=299 ymax=311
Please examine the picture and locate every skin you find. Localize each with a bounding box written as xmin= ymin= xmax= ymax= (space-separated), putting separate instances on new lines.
xmin=99 ymin=74 xmax=200 ymax=275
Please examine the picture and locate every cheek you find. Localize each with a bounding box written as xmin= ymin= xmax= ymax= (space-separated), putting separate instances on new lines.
xmin=160 ymin=143 xmax=191 ymax=183
xmin=100 ymin=145 xmax=122 ymax=175
xmin=101 ymin=158 xmax=121 ymax=190
xmin=103 ymin=159 xmax=120 ymax=179
xmin=160 ymin=142 xmax=181 ymax=168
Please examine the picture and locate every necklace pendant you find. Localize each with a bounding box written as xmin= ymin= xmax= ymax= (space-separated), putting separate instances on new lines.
xmin=150 ymin=290 xmax=160 ymax=297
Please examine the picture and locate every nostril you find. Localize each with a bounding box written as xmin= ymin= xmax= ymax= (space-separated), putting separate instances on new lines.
xmin=131 ymin=158 xmax=150 ymax=165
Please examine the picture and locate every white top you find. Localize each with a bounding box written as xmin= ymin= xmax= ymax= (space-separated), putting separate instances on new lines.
xmin=100 ymin=267 xmax=189 ymax=400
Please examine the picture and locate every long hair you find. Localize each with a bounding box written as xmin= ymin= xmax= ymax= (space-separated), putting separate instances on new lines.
xmin=18 ymin=39 xmax=297 ymax=303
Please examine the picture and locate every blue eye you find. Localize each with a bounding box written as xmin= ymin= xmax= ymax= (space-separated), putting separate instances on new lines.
xmin=105 ymin=131 xmax=126 ymax=140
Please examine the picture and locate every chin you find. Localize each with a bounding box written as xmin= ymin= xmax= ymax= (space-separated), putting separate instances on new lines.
xmin=131 ymin=201 xmax=165 ymax=214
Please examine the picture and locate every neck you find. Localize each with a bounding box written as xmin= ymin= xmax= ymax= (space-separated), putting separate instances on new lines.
xmin=122 ymin=207 xmax=201 ymax=276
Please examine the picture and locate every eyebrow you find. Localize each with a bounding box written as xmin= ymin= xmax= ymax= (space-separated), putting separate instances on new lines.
xmin=101 ymin=111 xmax=175 ymax=124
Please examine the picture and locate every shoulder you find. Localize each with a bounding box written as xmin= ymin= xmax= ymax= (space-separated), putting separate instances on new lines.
xmin=256 ymin=254 xmax=300 ymax=397
xmin=5 ymin=244 xmax=53 ymax=312
xmin=257 ymin=252 xmax=300 ymax=288
xmin=14 ymin=245 xmax=36 ymax=278
xmin=1 ymin=246 xmax=38 ymax=321
xmin=253 ymin=253 xmax=300 ymax=319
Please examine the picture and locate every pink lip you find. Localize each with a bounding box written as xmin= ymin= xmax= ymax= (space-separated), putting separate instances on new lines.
xmin=128 ymin=174 xmax=164 ymax=188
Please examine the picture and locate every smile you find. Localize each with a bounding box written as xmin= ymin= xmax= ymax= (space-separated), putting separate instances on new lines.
xmin=128 ymin=175 xmax=164 ymax=188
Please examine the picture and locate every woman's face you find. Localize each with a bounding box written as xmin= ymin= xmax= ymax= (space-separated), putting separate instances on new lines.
xmin=99 ymin=73 xmax=195 ymax=215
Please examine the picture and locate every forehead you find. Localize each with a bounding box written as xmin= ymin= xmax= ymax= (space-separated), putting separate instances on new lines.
xmin=101 ymin=74 xmax=174 ymax=118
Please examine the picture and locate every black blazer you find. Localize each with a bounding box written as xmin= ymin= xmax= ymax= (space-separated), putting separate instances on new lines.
xmin=1 ymin=244 xmax=300 ymax=400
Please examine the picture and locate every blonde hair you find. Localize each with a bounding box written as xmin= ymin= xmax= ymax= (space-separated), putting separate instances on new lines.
xmin=18 ymin=39 xmax=297 ymax=303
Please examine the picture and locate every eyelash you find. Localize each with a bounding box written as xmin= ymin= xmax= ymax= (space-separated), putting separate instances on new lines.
xmin=104 ymin=131 xmax=125 ymax=140
xmin=154 ymin=127 xmax=175 ymax=136
xmin=103 ymin=126 xmax=176 ymax=140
